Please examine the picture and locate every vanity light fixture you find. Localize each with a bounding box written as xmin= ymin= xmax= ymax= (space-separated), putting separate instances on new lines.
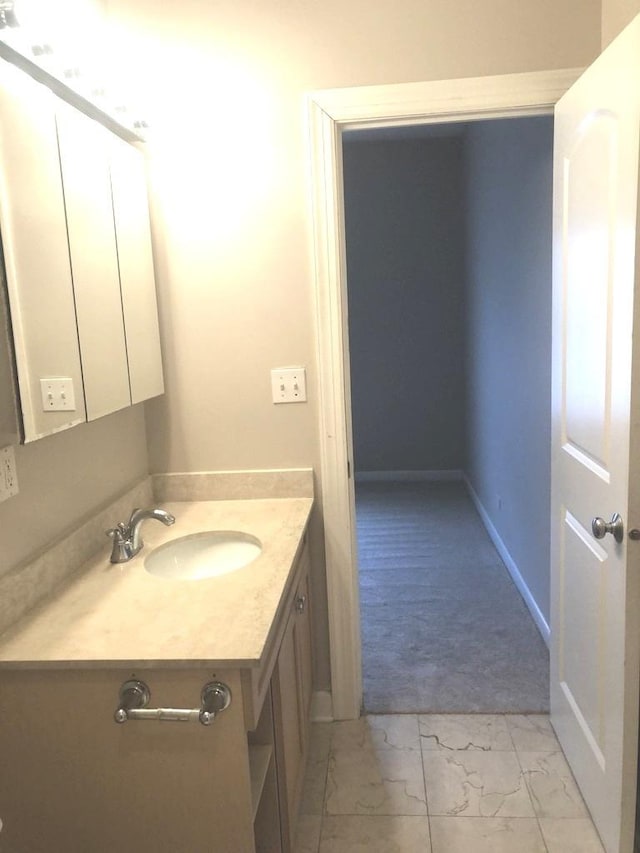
xmin=0 ymin=0 xmax=148 ymax=136
xmin=0 ymin=1 xmax=18 ymax=29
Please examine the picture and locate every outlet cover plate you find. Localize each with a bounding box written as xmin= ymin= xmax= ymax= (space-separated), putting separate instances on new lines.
xmin=271 ymin=367 xmax=307 ymax=403
xmin=40 ymin=377 xmax=76 ymax=412
xmin=0 ymin=445 xmax=18 ymax=502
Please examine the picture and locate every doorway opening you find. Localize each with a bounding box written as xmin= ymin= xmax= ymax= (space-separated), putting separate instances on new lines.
xmin=307 ymin=68 xmax=578 ymax=721
xmin=342 ymin=116 xmax=553 ymax=714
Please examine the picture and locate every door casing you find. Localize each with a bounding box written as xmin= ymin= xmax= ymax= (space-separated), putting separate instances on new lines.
xmin=307 ymin=68 xmax=582 ymax=721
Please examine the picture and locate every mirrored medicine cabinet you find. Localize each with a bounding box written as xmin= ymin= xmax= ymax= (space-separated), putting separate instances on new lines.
xmin=0 ymin=56 xmax=164 ymax=445
xmin=0 ymin=254 xmax=20 ymax=448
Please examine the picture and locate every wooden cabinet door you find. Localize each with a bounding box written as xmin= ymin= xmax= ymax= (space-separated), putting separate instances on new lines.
xmin=0 ymin=669 xmax=255 ymax=853
xmin=272 ymin=550 xmax=313 ymax=852
xmin=295 ymin=564 xmax=313 ymax=743
xmin=273 ymin=611 xmax=304 ymax=853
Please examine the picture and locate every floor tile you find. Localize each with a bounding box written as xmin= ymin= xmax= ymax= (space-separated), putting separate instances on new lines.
xmin=309 ymin=723 xmax=334 ymax=763
xmin=325 ymin=748 xmax=427 ymax=815
xmin=296 ymin=714 xmax=605 ymax=853
xmin=299 ymin=723 xmax=333 ymax=815
xmin=419 ymin=714 xmax=513 ymax=751
xmin=518 ymin=751 xmax=588 ymax=818
xmin=423 ymin=750 xmax=534 ymax=817
xmin=300 ymin=752 xmax=329 ymax=816
xmin=331 ymin=715 xmax=420 ymax=752
xmin=538 ymin=817 xmax=605 ymax=852
xmin=506 ymin=715 xmax=560 ymax=752
xmin=295 ymin=814 xmax=322 ymax=853
xmin=319 ymin=815 xmax=431 ymax=852
xmin=429 ymin=816 xmax=546 ymax=853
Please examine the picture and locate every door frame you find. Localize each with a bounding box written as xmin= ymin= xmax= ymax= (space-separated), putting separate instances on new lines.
xmin=307 ymin=68 xmax=582 ymax=720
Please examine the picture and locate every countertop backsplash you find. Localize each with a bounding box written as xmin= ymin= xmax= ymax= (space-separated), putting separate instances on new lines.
xmin=152 ymin=468 xmax=314 ymax=502
xmin=0 ymin=475 xmax=153 ymax=638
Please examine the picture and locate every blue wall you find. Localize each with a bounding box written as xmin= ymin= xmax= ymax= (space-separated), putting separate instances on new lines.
xmin=343 ymin=131 xmax=467 ymax=473
xmin=344 ymin=115 xmax=554 ymax=624
xmin=464 ymin=116 xmax=553 ymax=622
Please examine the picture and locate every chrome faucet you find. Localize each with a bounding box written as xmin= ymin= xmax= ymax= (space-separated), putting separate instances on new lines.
xmin=107 ymin=507 xmax=176 ymax=563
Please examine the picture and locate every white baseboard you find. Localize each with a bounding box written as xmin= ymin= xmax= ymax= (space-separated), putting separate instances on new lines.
xmin=310 ymin=689 xmax=334 ymax=722
xmin=464 ymin=478 xmax=550 ymax=648
xmin=356 ymin=469 xmax=464 ymax=483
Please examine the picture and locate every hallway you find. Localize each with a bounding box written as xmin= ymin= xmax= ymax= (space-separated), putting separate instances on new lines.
xmin=356 ymin=480 xmax=549 ymax=713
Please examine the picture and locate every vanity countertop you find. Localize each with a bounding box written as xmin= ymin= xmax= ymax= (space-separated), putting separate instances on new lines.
xmin=0 ymin=498 xmax=313 ymax=670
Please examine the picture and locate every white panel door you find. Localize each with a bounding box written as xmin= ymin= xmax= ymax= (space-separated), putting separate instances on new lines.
xmin=550 ymin=15 xmax=640 ymax=853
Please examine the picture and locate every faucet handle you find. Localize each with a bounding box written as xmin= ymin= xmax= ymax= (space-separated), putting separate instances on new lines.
xmin=106 ymin=522 xmax=133 ymax=563
xmin=106 ymin=521 xmax=128 ymax=541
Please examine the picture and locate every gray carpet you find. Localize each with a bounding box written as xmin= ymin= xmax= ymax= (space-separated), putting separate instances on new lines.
xmin=357 ymin=480 xmax=549 ymax=714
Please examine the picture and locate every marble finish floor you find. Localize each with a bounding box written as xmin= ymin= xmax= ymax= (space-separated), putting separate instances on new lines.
xmin=295 ymin=714 xmax=604 ymax=853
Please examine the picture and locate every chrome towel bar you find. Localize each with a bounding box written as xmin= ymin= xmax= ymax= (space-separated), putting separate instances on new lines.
xmin=114 ymin=679 xmax=231 ymax=726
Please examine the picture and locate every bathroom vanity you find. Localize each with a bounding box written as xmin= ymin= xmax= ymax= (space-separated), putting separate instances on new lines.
xmin=0 ymin=497 xmax=313 ymax=853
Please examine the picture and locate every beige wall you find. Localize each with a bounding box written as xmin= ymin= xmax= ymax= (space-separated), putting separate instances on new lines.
xmin=104 ymin=0 xmax=601 ymax=478
xmin=0 ymin=406 xmax=149 ymax=575
xmin=103 ymin=0 xmax=600 ymax=691
xmin=602 ymin=0 xmax=640 ymax=45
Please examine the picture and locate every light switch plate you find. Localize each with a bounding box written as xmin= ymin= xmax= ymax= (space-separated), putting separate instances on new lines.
xmin=271 ymin=367 xmax=307 ymax=403
xmin=0 ymin=445 xmax=18 ymax=502
xmin=40 ymin=377 xmax=76 ymax=412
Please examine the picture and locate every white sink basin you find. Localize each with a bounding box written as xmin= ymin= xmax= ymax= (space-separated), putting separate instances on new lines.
xmin=144 ymin=531 xmax=262 ymax=581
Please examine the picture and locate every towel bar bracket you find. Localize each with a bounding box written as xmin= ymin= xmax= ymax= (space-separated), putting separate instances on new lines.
xmin=114 ymin=679 xmax=231 ymax=726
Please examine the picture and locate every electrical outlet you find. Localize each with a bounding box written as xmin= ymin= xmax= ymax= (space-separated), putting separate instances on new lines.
xmin=271 ymin=367 xmax=307 ymax=403
xmin=0 ymin=446 xmax=18 ymax=502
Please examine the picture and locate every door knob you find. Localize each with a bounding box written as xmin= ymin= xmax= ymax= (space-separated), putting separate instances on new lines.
xmin=591 ymin=513 xmax=624 ymax=543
